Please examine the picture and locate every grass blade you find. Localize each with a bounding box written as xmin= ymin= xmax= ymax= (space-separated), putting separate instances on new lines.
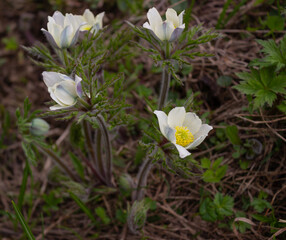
xmin=12 ymin=200 xmax=35 ymax=240
xmin=69 ymin=192 xmax=97 ymax=223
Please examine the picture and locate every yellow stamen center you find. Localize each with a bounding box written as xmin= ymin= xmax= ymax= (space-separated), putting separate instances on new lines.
xmin=175 ymin=126 xmax=194 ymax=147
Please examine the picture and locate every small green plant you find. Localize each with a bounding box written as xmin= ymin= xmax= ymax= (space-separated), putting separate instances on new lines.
xmin=200 ymin=192 xmax=234 ymax=222
xmin=201 ymin=157 xmax=228 ymax=183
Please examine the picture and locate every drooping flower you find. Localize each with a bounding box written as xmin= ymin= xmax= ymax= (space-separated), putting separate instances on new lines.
xmin=143 ymin=7 xmax=185 ymax=41
xmin=42 ymin=71 xmax=82 ymax=110
xmin=154 ymin=107 xmax=213 ymax=158
xmin=80 ymin=9 xmax=105 ymax=33
xmin=41 ymin=11 xmax=85 ymax=49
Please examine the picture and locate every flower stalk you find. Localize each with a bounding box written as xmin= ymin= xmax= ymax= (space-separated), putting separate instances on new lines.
xmin=133 ymin=147 xmax=157 ymax=201
xmin=37 ymin=144 xmax=78 ymax=182
xmin=158 ymin=42 xmax=171 ymax=110
xmin=96 ymin=114 xmax=113 ymax=186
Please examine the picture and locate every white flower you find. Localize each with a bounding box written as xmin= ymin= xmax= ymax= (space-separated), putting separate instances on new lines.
xmin=41 ymin=11 xmax=85 ymax=49
xmin=80 ymin=9 xmax=104 ymax=33
xmin=42 ymin=71 xmax=83 ymax=110
xmin=154 ymin=107 xmax=213 ymax=158
xmin=143 ymin=7 xmax=185 ymax=41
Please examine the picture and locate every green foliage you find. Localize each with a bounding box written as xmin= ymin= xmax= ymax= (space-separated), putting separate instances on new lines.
xmin=2 ymin=36 xmax=18 ymax=51
xmin=69 ymin=152 xmax=85 ymax=180
xmin=216 ymin=0 xmax=248 ymax=29
xmin=12 ymin=200 xmax=35 ymax=240
xmin=252 ymin=35 xmax=286 ymax=71
xmin=235 ymin=67 xmax=286 ymax=108
xmin=201 ymin=157 xmax=228 ymax=183
xmin=251 ymin=198 xmax=272 ymax=213
xmin=69 ymin=192 xmax=96 ymax=223
xmin=217 ymin=75 xmax=233 ymax=87
xmin=234 ymin=212 xmax=252 ymax=233
xmin=42 ymin=190 xmax=63 ymax=215
xmin=95 ymin=207 xmax=111 ymax=225
xmin=117 ymin=0 xmax=143 ymax=14
xmin=200 ymin=192 xmax=234 ymax=222
xmin=225 ymin=125 xmax=241 ymax=145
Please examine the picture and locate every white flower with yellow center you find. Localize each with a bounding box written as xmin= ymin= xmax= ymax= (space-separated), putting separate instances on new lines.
xmin=154 ymin=107 xmax=213 ymax=158
xmin=42 ymin=71 xmax=83 ymax=110
xmin=41 ymin=11 xmax=85 ymax=49
xmin=80 ymin=9 xmax=105 ymax=33
xmin=143 ymin=7 xmax=185 ymax=41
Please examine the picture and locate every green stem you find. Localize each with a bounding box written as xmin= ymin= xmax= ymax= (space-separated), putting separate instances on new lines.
xmin=95 ymin=129 xmax=105 ymax=178
xmin=133 ymin=147 xmax=157 ymax=201
xmin=158 ymin=66 xmax=171 ymax=110
xmin=83 ymin=120 xmax=106 ymax=182
xmin=37 ymin=145 xmax=77 ymax=182
xmin=158 ymin=42 xmax=171 ymax=110
xmin=62 ymin=49 xmax=69 ymax=68
xmin=96 ymin=115 xmax=112 ymax=186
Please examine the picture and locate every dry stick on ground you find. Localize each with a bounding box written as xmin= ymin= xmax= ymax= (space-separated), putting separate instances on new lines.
xmin=259 ymin=109 xmax=286 ymax=142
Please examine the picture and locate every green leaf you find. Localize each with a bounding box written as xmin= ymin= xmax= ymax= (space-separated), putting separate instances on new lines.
xmin=254 ymin=90 xmax=276 ymax=108
xmin=69 ymin=152 xmax=85 ymax=180
xmin=116 ymin=209 xmax=127 ymax=224
xmin=225 ymin=125 xmax=241 ymax=145
xmin=95 ymin=207 xmax=111 ymax=225
xmin=199 ymin=198 xmax=217 ymax=222
xmin=234 ymin=211 xmax=252 ymax=233
xmin=251 ymin=198 xmax=272 ymax=213
xmin=69 ymin=192 xmax=96 ymax=223
xmin=214 ymin=193 xmax=234 ymax=218
xmin=17 ymin=161 xmax=30 ymax=210
xmin=201 ymin=157 xmax=211 ymax=169
xmin=265 ymin=15 xmax=285 ymax=31
xmin=277 ymin=100 xmax=286 ymax=113
xmin=12 ymin=200 xmax=35 ymax=240
xmin=217 ymin=75 xmax=232 ymax=87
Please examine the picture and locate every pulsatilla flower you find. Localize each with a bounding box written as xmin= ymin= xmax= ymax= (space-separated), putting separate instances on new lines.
xmin=143 ymin=7 xmax=185 ymax=41
xmin=42 ymin=72 xmax=83 ymax=110
xmin=154 ymin=107 xmax=213 ymax=158
xmin=41 ymin=11 xmax=84 ymax=49
xmin=80 ymin=9 xmax=104 ymax=33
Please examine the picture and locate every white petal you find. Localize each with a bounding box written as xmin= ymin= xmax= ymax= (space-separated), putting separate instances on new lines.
xmin=154 ymin=110 xmax=168 ymax=138
xmin=178 ymin=10 xmax=185 ymax=26
xmin=167 ymin=107 xmax=186 ymax=128
xmin=47 ymin=22 xmax=61 ymax=46
xmin=186 ymin=124 xmax=213 ymax=149
xmin=54 ymin=81 xmax=77 ymax=105
xmin=147 ymin=7 xmax=162 ymax=31
xmin=143 ymin=22 xmax=152 ymax=30
xmin=155 ymin=21 xmax=175 ymax=41
xmin=52 ymin=11 xmax=65 ymax=26
xmin=75 ymin=75 xmax=83 ymax=97
xmin=194 ymin=124 xmax=213 ymax=139
xmin=174 ymin=144 xmax=191 ymax=158
xmin=42 ymin=72 xmax=62 ymax=87
xmin=60 ymin=25 xmax=73 ymax=48
xmin=50 ymin=104 xmax=70 ymax=111
xmin=164 ymin=21 xmax=175 ymax=40
xmin=183 ymin=112 xmax=202 ymax=135
xmin=94 ymin=12 xmax=104 ymax=29
xmin=83 ymin=9 xmax=94 ymax=24
xmin=166 ymin=8 xmax=179 ymax=27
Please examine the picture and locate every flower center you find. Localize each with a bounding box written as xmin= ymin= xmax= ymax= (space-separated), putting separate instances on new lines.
xmin=175 ymin=126 xmax=194 ymax=147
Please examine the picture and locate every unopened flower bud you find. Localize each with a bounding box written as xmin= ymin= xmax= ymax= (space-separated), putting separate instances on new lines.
xmin=30 ymin=118 xmax=50 ymax=136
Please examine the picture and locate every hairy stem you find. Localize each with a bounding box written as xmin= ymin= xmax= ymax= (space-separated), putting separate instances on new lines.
xmin=96 ymin=115 xmax=113 ymax=186
xmin=158 ymin=42 xmax=171 ymax=110
xmin=82 ymin=120 xmax=106 ymax=181
xmin=158 ymin=66 xmax=171 ymax=110
xmin=133 ymin=147 xmax=157 ymax=201
xmin=37 ymin=145 xmax=78 ymax=182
